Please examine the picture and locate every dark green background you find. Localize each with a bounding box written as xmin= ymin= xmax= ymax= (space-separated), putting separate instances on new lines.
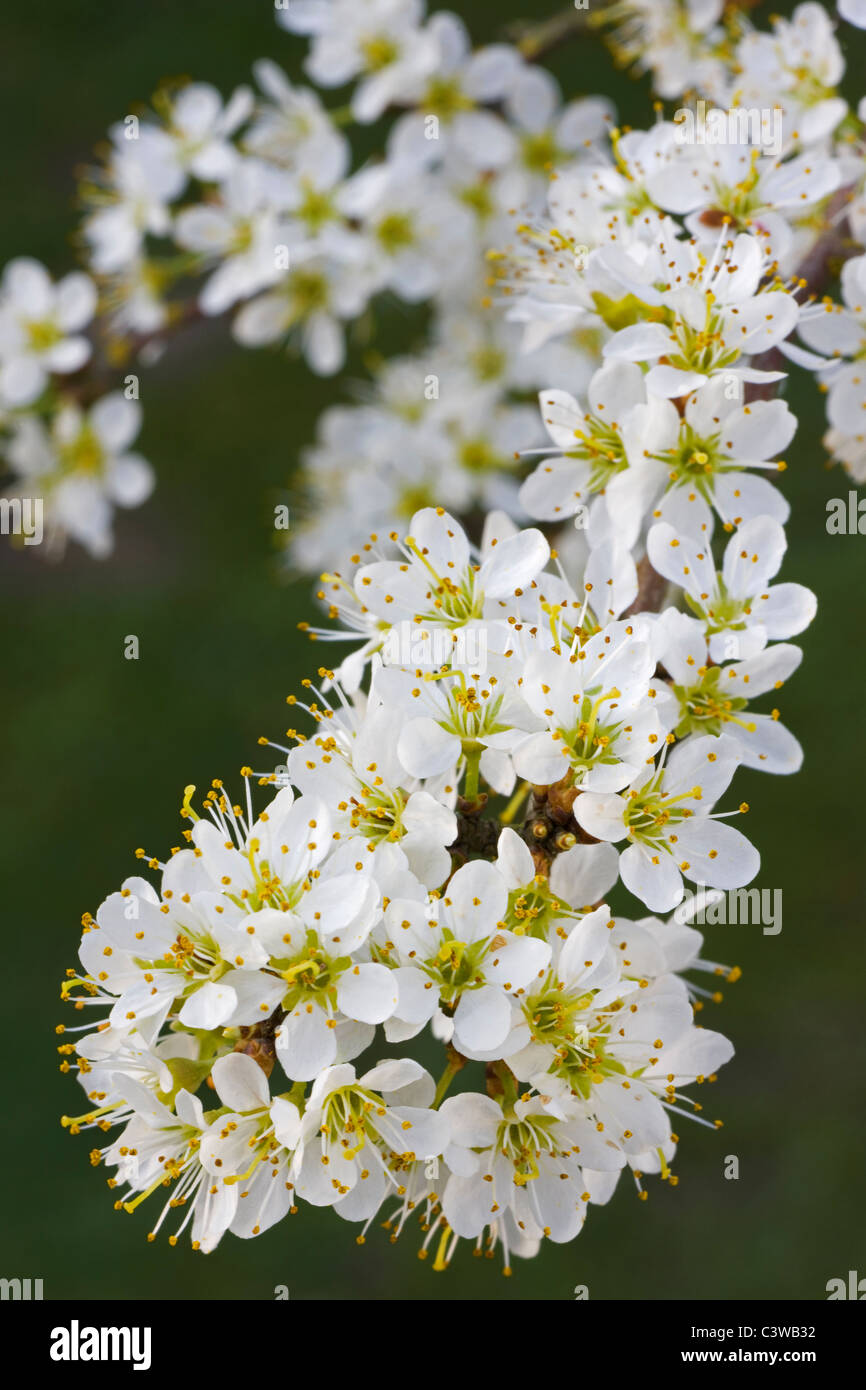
xmin=1 ymin=0 xmax=863 ymax=1300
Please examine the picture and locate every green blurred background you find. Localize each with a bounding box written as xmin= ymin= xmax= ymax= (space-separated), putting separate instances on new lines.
xmin=1 ymin=0 xmax=864 ymax=1301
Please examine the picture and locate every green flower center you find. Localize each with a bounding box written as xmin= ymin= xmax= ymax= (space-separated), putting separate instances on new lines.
xmin=555 ymin=687 xmax=634 ymax=780
xmin=138 ymin=925 xmax=222 ymax=984
xmin=59 ymin=426 xmax=104 ymax=477
xmin=539 ymin=599 xmax=604 ymax=654
xmin=289 ymin=269 xmax=330 ymax=318
xmin=274 ymin=936 xmax=345 ymax=1012
xmin=377 ymin=212 xmax=415 ymax=253
xmin=396 ymin=483 xmax=436 ymax=517
xmin=504 ymin=879 xmax=570 ymax=940
xmin=684 ymin=575 xmax=753 ymax=635
xmin=623 ymin=771 xmax=699 ymax=853
xmin=661 ymin=424 xmax=725 ymax=496
xmin=360 ymin=35 xmax=399 ymax=71
xmin=320 ymin=1084 xmax=388 ymax=1162
xmin=496 ymin=1113 xmax=561 ymax=1185
xmin=405 ymin=540 xmax=486 ymax=627
xmin=521 ymin=130 xmax=561 ymax=172
xmin=561 ymin=412 xmax=629 ymax=491
xmin=436 ymin=671 xmax=505 ymax=741
xmin=672 ymin=665 xmax=755 ymax=740
xmin=524 ymin=973 xmax=596 ymax=1047
xmin=424 ymin=931 xmax=493 ymax=1003
xmin=666 ymin=302 xmax=740 ymax=376
xmin=298 ymin=182 xmax=337 ymax=232
xmin=425 ymin=77 xmax=473 ymax=121
xmin=27 ymin=319 xmax=63 ymax=352
xmin=347 ymin=783 xmax=408 ymax=844
xmin=459 ymin=180 xmax=496 ymax=221
xmin=471 ymin=345 xmax=507 ymax=381
xmin=458 ymin=437 xmax=507 ymax=474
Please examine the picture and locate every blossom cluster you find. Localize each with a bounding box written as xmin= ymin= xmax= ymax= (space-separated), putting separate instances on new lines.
xmin=2 ymin=0 xmax=864 ymax=556
xmin=50 ymin=0 xmax=843 ymax=1276
xmin=59 ymin=491 xmax=812 ymax=1265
